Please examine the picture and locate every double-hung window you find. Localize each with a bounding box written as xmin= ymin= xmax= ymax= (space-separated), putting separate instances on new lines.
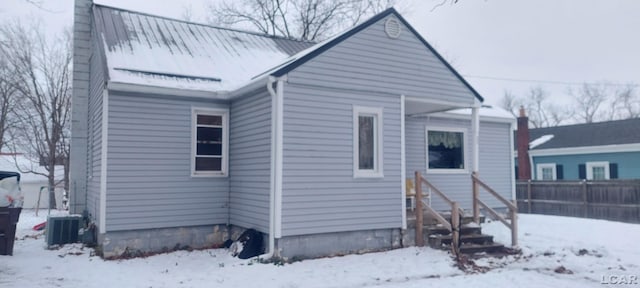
xmin=536 ymin=163 xmax=556 ymax=180
xmin=586 ymin=161 xmax=609 ymax=180
xmin=192 ymin=108 xmax=228 ymax=177
xmin=353 ymin=106 xmax=383 ymax=178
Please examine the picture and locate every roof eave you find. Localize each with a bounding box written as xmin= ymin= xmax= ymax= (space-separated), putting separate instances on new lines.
xmin=107 ymin=81 xmax=228 ymax=100
xmin=428 ymin=111 xmax=516 ymax=124
xmin=529 ymin=143 xmax=640 ymax=157
xmin=227 ymin=75 xmax=270 ymax=100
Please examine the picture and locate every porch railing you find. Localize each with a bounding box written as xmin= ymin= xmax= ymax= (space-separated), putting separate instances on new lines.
xmin=415 ymin=171 xmax=461 ymax=252
xmin=472 ymin=172 xmax=518 ymax=246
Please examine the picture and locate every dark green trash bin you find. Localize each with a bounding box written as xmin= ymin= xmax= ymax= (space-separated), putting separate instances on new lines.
xmin=0 ymin=207 xmax=22 ymax=255
xmin=1 ymin=171 xmax=22 ymax=256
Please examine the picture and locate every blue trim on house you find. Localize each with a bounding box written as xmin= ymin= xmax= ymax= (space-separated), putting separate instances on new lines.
xmin=529 ymin=152 xmax=640 ymax=180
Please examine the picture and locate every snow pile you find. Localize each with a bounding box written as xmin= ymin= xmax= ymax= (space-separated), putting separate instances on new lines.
xmin=1 ymin=210 xmax=638 ymax=287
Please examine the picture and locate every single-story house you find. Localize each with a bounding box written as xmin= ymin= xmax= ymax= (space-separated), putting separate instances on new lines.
xmin=0 ymin=153 xmax=65 ymax=209
xmin=70 ymin=0 xmax=515 ymax=258
xmin=515 ymin=109 xmax=640 ymax=180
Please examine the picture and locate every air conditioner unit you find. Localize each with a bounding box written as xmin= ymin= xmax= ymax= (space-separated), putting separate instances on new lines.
xmin=46 ymin=215 xmax=81 ymax=246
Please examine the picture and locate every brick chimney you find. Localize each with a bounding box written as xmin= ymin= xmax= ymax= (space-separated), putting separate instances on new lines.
xmin=516 ymin=106 xmax=531 ymax=180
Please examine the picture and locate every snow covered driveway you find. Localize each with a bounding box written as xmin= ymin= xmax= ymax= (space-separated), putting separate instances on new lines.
xmin=1 ymin=210 xmax=638 ymax=287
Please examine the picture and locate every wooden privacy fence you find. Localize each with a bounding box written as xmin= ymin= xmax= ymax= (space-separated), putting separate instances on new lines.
xmin=516 ymin=180 xmax=640 ymax=223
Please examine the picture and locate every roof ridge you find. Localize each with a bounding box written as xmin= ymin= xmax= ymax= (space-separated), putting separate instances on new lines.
xmin=93 ymin=3 xmax=315 ymax=44
xmin=269 ymin=6 xmax=485 ymax=103
xmin=530 ymin=117 xmax=640 ymax=131
xmin=271 ymin=7 xmax=397 ymax=77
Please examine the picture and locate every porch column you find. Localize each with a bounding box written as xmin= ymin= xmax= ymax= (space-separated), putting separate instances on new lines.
xmin=471 ymin=106 xmax=480 ymax=173
xmin=471 ymin=106 xmax=480 ymax=223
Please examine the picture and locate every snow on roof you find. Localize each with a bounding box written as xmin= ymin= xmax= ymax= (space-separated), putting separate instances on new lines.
xmin=94 ymin=5 xmax=314 ymax=92
xmin=529 ymin=134 xmax=555 ymax=149
xmin=0 ymin=155 xmax=64 ymax=184
xmin=432 ymin=106 xmax=515 ymax=122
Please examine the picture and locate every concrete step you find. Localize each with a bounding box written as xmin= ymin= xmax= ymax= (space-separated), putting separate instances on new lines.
xmin=429 ymin=233 xmax=494 ymax=247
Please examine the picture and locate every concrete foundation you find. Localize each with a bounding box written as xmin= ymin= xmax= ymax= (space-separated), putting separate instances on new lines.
xmin=100 ymin=224 xmax=231 ymax=258
xmin=98 ymin=225 xmax=412 ymax=260
xmin=276 ymin=228 xmax=404 ymax=260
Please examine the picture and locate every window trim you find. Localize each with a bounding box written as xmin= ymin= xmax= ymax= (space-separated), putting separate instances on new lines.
xmin=425 ymin=126 xmax=468 ymax=174
xmin=353 ymin=106 xmax=384 ymax=178
xmin=586 ymin=161 xmax=610 ymax=180
xmin=536 ymin=163 xmax=557 ymax=180
xmin=191 ymin=107 xmax=229 ymax=177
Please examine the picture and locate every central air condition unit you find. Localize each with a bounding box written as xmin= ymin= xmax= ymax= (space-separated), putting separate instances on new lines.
xmin=46 ymin=215 xmax=82 ymax=246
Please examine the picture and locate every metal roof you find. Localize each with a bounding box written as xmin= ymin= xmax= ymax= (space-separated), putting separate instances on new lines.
xmin=93 ymin=4 xmax=314 ymax=92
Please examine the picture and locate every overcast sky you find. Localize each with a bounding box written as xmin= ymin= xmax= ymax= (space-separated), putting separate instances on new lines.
xmin=2 ymin=0 xmax=639 ymax=108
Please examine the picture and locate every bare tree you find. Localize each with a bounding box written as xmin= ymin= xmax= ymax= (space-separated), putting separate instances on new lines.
xmin=569 ymin=82 xmax=609 ymax=123
xmin=207 ymin=0 xmax=396 ymax=41
xmin=500 ymin=90 xmax=519 ymax=118
xmin=500 ymin=87 xmax=571 ymax=128
xmin=430 ymin=0 xmax=460 ymax=12
xmin=0 ymin=22 xmax=71 ymax=209
xmin=181 ymin=4 xmax=196 ymax=22
xmin=0 ymin=52 xmax=20 ymax=152
xmin=546 ymin=104 xmax=572 ymax=127
xmin=526 ymin=87 xmax=552 ymax=128
xmin=612 ymin=83 xmax=639 ymax=119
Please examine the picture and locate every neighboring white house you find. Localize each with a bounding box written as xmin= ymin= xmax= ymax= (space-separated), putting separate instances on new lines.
xmin=0 ymin=154 xmax=65 ymax=209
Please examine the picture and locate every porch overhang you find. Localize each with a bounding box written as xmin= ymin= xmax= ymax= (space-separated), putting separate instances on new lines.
xmin=404 ymin=96 xmax=480 ymax=116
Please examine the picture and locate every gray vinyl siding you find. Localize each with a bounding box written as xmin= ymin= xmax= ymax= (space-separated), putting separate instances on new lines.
xmin=477 ymin=121 xmax=514 ymax=205
xmin=280 ymin=83 xmax=402 ymax=237
xmin=86 ymin=31 xmax=105 ymax=229
xmin=105 ymin=92 xmax=229 ymax=231
xmin=286 ymin=14 xmax=475 ymax=105
xmin=406 ymin=116 xmax=512 ymax=211
xmin=85 ymin=20 xmax=106 ymax=227
xmin=229 ymin=89 xmax=271 ymax=233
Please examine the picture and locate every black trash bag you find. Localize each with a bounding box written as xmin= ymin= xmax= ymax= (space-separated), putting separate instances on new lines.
xmin=223 ymin=239 xmax=233 ymax=248
xmin=230 ymin=229 xmax=264 ymax=259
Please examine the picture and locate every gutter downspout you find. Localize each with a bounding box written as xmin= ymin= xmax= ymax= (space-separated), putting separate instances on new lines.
xmin=509 ymin=121 xmax=517 ymax=200
xmin=400 ymin=95 xmax=406 ymax=230
xmin=529 ymin=152 xmax=535 ymax=181
xmin=262 ymin=75 xmax=284 ymax=259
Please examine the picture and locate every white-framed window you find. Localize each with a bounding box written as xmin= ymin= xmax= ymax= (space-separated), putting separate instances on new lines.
xmin=536 ymin=163 xmax=556 ymax=180
xmin=191 ymin=108 xmax=229 ymax=177
xmin=587 ymin=161 xmax=609 ymax=180
xmin=426 ymin=127 xmax=467 ymax=173
xmin=353 ymin=106 xmax=383 ymax=178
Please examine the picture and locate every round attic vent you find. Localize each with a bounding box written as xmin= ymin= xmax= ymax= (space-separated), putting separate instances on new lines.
xmin=384 ymin=18 xmax=401 ymax=39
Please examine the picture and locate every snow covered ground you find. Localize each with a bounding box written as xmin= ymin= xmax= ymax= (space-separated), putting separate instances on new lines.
xmin=1 ymin=210 xmax=638 ymax=288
